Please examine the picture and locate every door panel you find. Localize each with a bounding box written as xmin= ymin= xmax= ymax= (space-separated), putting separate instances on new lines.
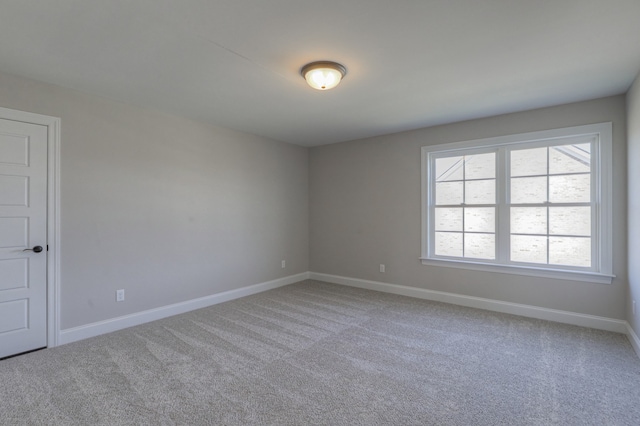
xmin=0 ymin=175 xmax=28 ymax=206
xmin=0 ymin=299 xmax=28 ymax=334
xmin=0 ymin=258 xmax=28 ymax=291
xmin=0 ymin=132 xmax=29 ymax=166
xmin=0 ymin=218 xmax=28 ymax=248
xmin=0 ymin=118 xmax=47 ymax=358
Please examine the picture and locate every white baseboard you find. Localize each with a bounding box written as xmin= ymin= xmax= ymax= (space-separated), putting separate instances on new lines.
xmin=309 ymin=272 xmax=629 ymax=334
xmin=58 ymin=272 xmax=310 ymax=345
xmin=627 ymin=323 xmax=640 ymax=359
xmin=56 ymin=270 xmax=640 ymax=361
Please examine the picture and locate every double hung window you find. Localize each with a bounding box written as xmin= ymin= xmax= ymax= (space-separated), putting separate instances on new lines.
xmin=421 ymin=123 xmax=613 ymax=283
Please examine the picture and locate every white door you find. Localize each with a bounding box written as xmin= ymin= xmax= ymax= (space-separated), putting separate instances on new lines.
xmin=0 ymin=118 xmax=48 ymax=359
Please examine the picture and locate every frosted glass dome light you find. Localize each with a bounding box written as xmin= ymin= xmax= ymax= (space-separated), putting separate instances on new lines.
xmin=301 ymin=61 xmax=347 ymax=90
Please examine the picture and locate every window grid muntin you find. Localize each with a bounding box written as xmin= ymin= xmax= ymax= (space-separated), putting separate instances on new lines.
xmin=506 ymin=139 xmax=595 ymax=270
xmin=428 ymin=135 xmax=598 ymax=272
xmin=430 ymin=147 xmax=498 ymax=261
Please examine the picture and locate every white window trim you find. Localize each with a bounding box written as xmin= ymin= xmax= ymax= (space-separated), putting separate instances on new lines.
xmin=420 ymin=123 xmax=614 ymax=284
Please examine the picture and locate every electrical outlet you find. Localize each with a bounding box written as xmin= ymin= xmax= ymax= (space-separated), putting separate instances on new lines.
xmin=116 ymin=289 xmax=125 ymax=302
xmin=281 ymin=260 xmax=286 ymax=268
xmin=379 ymin=264 xmax=385 ymax=273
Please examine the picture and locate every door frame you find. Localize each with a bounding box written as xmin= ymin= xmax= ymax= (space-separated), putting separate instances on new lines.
xmin=0 ymin=107 xmax=61 ymax=349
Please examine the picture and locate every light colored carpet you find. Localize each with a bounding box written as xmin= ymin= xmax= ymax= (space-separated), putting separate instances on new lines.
xmin=1 ymin=280 xmax=639 ymax=425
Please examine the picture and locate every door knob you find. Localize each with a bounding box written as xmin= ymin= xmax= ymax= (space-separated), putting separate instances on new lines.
xmin=23 ymin=246 xmax=43 ymax=253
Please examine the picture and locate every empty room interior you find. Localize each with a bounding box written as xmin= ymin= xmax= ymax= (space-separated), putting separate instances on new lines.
xmin=1 ymin=1 xmax=640 ymax=424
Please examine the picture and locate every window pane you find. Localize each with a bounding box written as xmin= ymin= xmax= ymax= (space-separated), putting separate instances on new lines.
xmin=435 ymin=208 xmax=463 ymax=231
xmin=511 ymin=147 xmax=547 ymax=177
xmin=511 ymin=207 xmax=547 ymax=235
xmin=510 ymin=176 xmax=547 ymax=204
xmin=424 ymin=125 xmax=608 ymax=275
xmin=465 ymin=179 xmax=495 ymax=204
xmin=435 ymin=232 xmax=463 ymax=257
xmin=549 ymin=206 xmax=590 ymax=236
xmin=549 ymin=237 xmax=591 ymax=267
xmin=549 ymin=144 xmax=591 ymax=175
xmin=464 ymin=208 xmax=495 ymax=232
xmin=435 ymin=182 xmax=463 ymax=205
xmin=511 ymin=235 xmax=547 ymax=264
xmin=465 ymin=153 xmax=495 ymax=179
xmin=435 ymin=156 xmax=463 ymax=182
xmin=464 ymin=233 xmax=495 ymax=259
xmin=549 ymin=174 xmax=590 ymax=203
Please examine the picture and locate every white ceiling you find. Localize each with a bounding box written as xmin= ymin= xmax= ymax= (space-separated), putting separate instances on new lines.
xmin=1 ymin=1 xmax=639 ymax=147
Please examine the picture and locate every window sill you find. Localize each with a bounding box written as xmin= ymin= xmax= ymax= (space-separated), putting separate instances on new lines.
xmin=420 ymin=258 xmax=614 ymax=284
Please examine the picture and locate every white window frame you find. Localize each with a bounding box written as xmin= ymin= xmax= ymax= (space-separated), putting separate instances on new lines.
xmin=420 ymin=123 xmax=614 ymax=284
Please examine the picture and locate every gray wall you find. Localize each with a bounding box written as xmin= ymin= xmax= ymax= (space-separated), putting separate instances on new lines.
xmin=310 ymin=96 xmax=628 ymax=319
xmin=0 ymin=68 xmax=631 ymax=333
xmin=0 ymin=71 xmax=309 ymax=330
xmin=627 ymin=73 xmax=640 ymax=334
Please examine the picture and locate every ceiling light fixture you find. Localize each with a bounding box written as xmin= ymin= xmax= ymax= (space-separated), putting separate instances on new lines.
xmin=300 ymin=61 xmax=347 ymax=91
